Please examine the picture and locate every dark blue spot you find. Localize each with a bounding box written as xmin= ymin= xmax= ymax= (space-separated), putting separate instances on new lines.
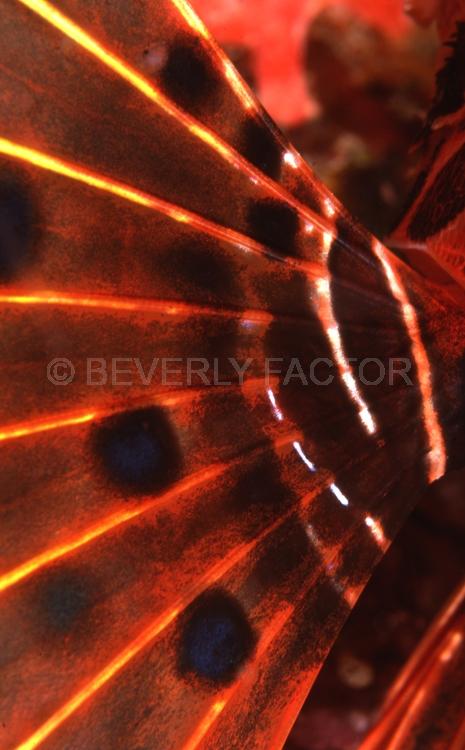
xmin=0 ymin=177 xmax=37 ymax=282
xmin=93 ymin=407 xmax=182 ymax=494
xmin=180 ymin=590 xmax=256 ymax=685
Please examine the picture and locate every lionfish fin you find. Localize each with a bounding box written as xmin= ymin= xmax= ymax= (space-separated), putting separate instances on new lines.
xmin=0 ymin=1 xmax=464 ymax=749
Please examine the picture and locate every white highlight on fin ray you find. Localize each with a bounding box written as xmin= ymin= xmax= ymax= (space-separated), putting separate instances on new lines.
xmin=315 ymin=236 xmax=377 ymax=436
xmin=283 ymin=151 xmax=300 ymax=169
xmin=293 ymin=440 xmax=317 ymax=472
xmin=267 ymin=388 xmax=284 ymax=422
xmin=330 ymin=483 xmax=349 ymax=507
xmin=372 ymin=240 xmax=446 ymax=482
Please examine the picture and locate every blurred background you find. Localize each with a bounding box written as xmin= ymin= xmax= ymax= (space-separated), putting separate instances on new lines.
xmin=193 ymin=0 xmax=437 ymax=238
xmin=188 ymin=2 xmax=465 ymax=747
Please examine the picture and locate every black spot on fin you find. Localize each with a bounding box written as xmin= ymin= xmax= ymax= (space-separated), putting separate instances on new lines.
xmin=248 ymin=199 xmax=299 ymax=257
xmin=92 ymin=407 xmax=182 ymax=494
xmin=179 ymin=589 xmax=256 ymax=685
xmin=240 ymin=118 xmax=283 ymax=180
xmin=0 ymin=175 xmax=38 ymax=283
xmin=160 ymin=37 xmax=221 ymax=111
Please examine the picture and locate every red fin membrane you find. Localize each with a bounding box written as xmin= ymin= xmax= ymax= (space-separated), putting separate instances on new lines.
xmin=0 ymin=1 xmax=464 ymax=749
